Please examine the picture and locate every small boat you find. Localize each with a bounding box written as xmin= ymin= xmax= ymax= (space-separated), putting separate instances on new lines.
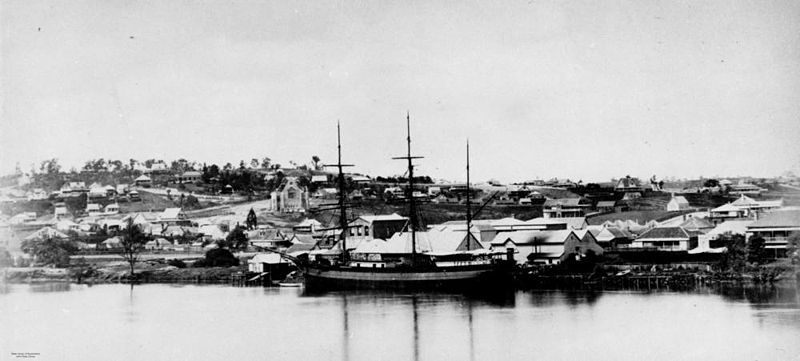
xmin=278 ymin=282 xmax=303 ymax=288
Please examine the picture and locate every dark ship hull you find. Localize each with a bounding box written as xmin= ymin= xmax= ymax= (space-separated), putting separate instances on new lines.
xmin=302 ymin=262 xmax=514 ymax=291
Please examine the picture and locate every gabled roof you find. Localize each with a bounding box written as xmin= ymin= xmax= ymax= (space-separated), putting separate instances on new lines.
xmin=596 ymin=201 xmax=617 ymax=208
xmin=711 ymin=203 xmax=743 ymax=213
xmin=135 ymin=175 xmax=152 ymax=182
xmin=543 ymin=198 xmax=586 ymax=208
xmin=748 ymin=210 xmax=800 ymax=229
xmin=679 ymin=217 xmax=715 ymax=230
xmin=249 ymin=253 xmax=288 ymax=265
xmin=731 ymin=194 xmax=757 ymax=206
xmin=286 ymin=242 xmax=315 ymax=253
xmin=524 ymin=217 xmax=587 ymax=230
xmin=489 ymin=217 xmax=529 ymax=227
xmin=706 ymin=220 xmax=753 ymax=238
xmin=160 ymin=208 xmax=185 ymax=220
xmin=24 ymin=227 xmax=69 ymax=240
xmin=381 ymin=230 xmax=484 ymax=254
xmin=616 ymin=177 xmax=640 ymax=189
xmin=489 ymin=230 xmax=575 ymax=246
xmin=669 ymin=196 xmax=689 ymax=205
xmin=290 ymin=234 xmax=317 ymax=244
xmin=637 ymin=227 xmax=691 ymax=240
xmin=357 ymin=213 xmax=408 ymax=223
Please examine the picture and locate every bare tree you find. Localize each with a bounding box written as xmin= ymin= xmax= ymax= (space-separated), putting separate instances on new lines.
xmin=120 ymin=219 xmax=149 ymax=277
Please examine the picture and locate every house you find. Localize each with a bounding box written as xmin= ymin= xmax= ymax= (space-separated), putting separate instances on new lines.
xmin=731 ymin=195 xmax=783 ymax=214
xmin=55 ymin=219 xmax=80 ymax=232
xmin=666 ymin=195 xmax=691 ymax=211
xmin=177 ymin=171 xmax=202 ymax=184
xmin=600 ymin=219 xmax=659 ymax=235
xmin=678 ymin=216 xmax=715 ymax=233
xmin=198 ymin=223 xmax=227 ymax=241
xmin=310 ymin=174 xmax=330 ymax=183
xmin=24 ymin=227 xmax=69 ymax=241
xmin=524 ymin=217 xmax=587 ymax=231
xmin=269 ymin=177 xmax=308 ymax=213
xmin=122 ymin=212 xmax=160 ymax=233
xmin=587 ymin=226 xmax=634 ymax=249
xmin=144 ymin=162 xmax=169 ymax=174
xmin=104 ymin=203 xmax=120 ymax=214
xmin=9 ymin=212 xmax=37 ymax=224
xmin=347 ymin=213 xmax=409 ymax=240
xmin=313 ymin=187 xmax=338 ymax=199
xmin=145 ymin=238 xmax=173 ymax=250
xmin=694 ymin=220 xmax=754 ymax=252
xmin=746 ymin=210 xmax=800 ymax=259
xmin=729 ymin=182 xmax=765 ymax=195
xmin=86 ymin=203 xmax=102 ymax=215
xmin=286 ymin=242 xmax=316 ymax=257
xmin=128 ymin=191 xmax=141 ymax=201
xmin=160 ymin=225 xmax=198 ymax=239
xmin=88 ymin=184 xmax=107 ymax=198
xmin=116 ymin=184 xmax=130 ymax=194
xmin=709 ymin=203 xmax=748 ymax=222
xmin=631 ymin=227 xmax=695 ymax=251
xmin=293 ymin=219 xmax=323 ymax=233
xmin=26 ymin=188 xmax=48 ymax=201
xmin=61 ymin=182 xmax=88 ymax=194
xmin=377 ymin=229 xmax=484 ymax=255
xmin=97 ymin=217 xmax=124 ymax=232
xmin=348 ymin=174 xmax=372 ymax=184
xmin=542 ymin=198 xmax=590 ymax=218
xmin=248 ymin=253 xmax=290 ymax=273
xmin=596 ymin=200 xmax=624 ymax=213
xmin=134 ymin=175 xmax=152 ymax=187
xmin=615 ymin=176 xmax=641 ymax=192
xmin=102 ymin=236 xmax=123 ymax=249
xmin=489 ymin=230 xmax=589 ymax=265
xmin=159 ymin=208 xmax=191 ymax=226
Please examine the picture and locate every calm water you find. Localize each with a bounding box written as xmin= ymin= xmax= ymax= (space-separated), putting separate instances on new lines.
xmin=1 ymin=283 xmax=799 ymax=361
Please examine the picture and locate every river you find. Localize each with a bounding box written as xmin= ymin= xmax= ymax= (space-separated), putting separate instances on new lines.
xmin=1 ymin=283 xmax=799 ymax=361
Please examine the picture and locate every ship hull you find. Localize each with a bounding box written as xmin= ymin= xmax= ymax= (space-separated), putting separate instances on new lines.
xmin=302 ymin=264 xmax=513 ymax=291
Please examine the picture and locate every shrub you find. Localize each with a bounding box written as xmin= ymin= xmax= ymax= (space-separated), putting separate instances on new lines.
xmin=194 ymin=248 xmax=239 ymax=268
xmin=167 ymin=259 xmax=187 ymax=268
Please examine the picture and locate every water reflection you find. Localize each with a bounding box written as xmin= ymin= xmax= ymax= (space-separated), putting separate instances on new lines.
xmin=712 ymin=284 xmax=800 ymax=307
xmin=1 ymin=283 xmax=798 ymax=361
xmin=525 ymin=289 xmax=602 ymax=308
xmin=28 ymin=282 xmax=72 ymax=293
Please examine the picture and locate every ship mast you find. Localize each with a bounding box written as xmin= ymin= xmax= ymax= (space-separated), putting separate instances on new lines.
xmin=465 ymin=140 xmax=471 ymax=251
xmin=392 ymin=112 xmax=424 ymax=262
xmin=323 ymin=121 xmax=354 ymax=263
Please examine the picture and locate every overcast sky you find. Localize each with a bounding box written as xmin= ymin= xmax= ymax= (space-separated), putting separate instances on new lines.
xmin=2 ymin=0 xmax=799 ymax=183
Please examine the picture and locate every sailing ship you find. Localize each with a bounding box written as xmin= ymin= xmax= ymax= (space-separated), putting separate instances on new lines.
xmin=297 ymin=115 xmax=515 ymax=290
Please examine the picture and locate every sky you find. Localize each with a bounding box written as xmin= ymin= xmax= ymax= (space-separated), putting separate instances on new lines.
xmin=2 ymin=0 xmax=799 ymax=184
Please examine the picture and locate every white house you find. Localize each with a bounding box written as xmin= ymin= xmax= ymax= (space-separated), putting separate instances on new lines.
xmin=666 ymin=195 xmax=691 ymax=211
xmin=104 ymin=203 xmax=120 ymax=214
xmin=631 ymin=227 xmax=694 ymax=251
xmin=746 ymin=210 xmax=800 ymax=259
xmin=489 ymin=230 xmax=590 ymax=265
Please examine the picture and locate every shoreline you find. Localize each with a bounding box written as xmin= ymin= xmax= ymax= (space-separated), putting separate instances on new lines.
xmin=4 ymin=265 xmax=797 ymax=291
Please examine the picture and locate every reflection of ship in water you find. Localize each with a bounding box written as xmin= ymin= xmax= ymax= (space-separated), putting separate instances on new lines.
xmin=299 ymin=116 xmax=515 ymax=290
xmin=328 ymin=290 xmax=515 ymax=361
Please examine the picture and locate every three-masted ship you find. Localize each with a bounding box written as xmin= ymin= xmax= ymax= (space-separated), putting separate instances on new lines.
xmin=299 ymin=115 xmax=515 ymax=290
